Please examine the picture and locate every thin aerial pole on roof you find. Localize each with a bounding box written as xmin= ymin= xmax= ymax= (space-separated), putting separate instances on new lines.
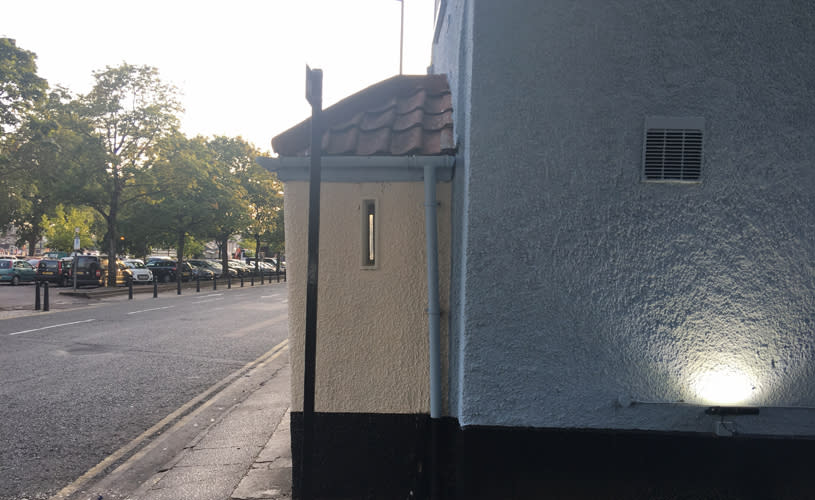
xmin=399 ymin=0 xmax=404 ymax=74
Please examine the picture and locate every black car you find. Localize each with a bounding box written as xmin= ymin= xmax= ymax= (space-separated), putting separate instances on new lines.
xmin=62 ymin=255 xmax=105 ymax=287
xmin=146 ymin=260 xmax=193 ymax=283
xmin=36 ymin=259 xmax=69 ymax=285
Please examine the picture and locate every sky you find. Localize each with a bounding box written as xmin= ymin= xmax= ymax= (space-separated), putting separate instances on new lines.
xmin=1 ymin=0 xmax=437 ymax=154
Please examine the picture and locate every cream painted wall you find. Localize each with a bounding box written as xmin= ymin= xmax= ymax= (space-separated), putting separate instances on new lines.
xmin=285 ymin=181 xmax=451 ymax=414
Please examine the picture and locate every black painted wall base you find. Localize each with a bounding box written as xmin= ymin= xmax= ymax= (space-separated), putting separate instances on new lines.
xmin=291 ymin=412 xmax=815 ymax=500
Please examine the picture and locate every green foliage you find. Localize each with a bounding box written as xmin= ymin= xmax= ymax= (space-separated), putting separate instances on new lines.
xmin=184 ymin=235 xmax=205 ymax=259
xmin=42 ymin=205 xmax=100 ymax=252
xmin=0 ymin=87 xmax=105 ymax=253
xmin=0 ymin=37 xmax=47 ymax=133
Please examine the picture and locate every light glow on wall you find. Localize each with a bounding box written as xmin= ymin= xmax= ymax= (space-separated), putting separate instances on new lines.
xmin=693 ymin=367 xmax=755 ymax=405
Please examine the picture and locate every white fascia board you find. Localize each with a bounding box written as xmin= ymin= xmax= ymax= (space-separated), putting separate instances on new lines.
xmin=257 ymin=155 xmax=455 ymax=182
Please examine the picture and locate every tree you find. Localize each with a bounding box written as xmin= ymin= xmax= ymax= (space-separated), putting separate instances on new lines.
xmin=42 ymin=205 xmax=100 ymax=253
xmin=0 ymin=38 xmax=48 ymax=235
xmin=75 ymin=63 xmax=182 ymax=284
xmin=205 ymin=136 xmax=258 ymax=272
xmin=148 ymin=134 xmax=224 ymax=282
xmin=242 ymin=162 xmax=283 ymax=274
xmin=0 ymin=38 xmax=47 ymax=134
xmin=1 ymin=88 xmax=102 ymax=254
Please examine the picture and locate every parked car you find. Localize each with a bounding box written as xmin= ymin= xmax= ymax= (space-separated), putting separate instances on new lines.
xmin=36 ymin=258 xmax=69 ymax=285
xmin=69 ymin=255 xmax=106 ymax=287
xmin=189 ymin=264 xmax=215 ymax=280
xmin=207 ymin=259 xmax=239 ymax=278
xmin=228 ymin=259 xmax=254 ymax=277
xmin=123 ymin=260 xmax=153 ymax=284
xmin=0 ymin=258 xmax=37 ymax=285
xmin=187 ymin=259 xmax=225 ymax=279
xmin=146 ymin=259 xmax=193 ymax=283
xmin=246 ymin=260 xmax=279 ymax=277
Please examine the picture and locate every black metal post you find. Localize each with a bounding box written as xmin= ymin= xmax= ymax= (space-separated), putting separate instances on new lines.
xmin=228 ymin=274 xmax=232 ymax=289
xmin=153 ymin=279 xmax=158 ymax=298
xmin=260 ymin=268 xmax=264 ymax=285
xmin=128 ymin=278 xmax=133 ymax=299
xmin=43 ymin=282 xmax=49 ymax=311
xmin=214 ymin=276 xmax=217 ymax=290
xmin=251 ymin=274 xmax=254 ymax=286
xmin=196 ymin=274 xmax=200 ymax=292
xmin=35 ymin=280 xmax=41 ymax=311
xmin=239 ymin=275 xmax=243 ymax=288
xmin=177 ymin=276 xmax=181 ymax=295
xmin=301 ymin=65 xmax=323 ymax=500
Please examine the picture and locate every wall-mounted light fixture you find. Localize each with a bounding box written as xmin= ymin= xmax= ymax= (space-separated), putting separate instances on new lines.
xmin=693 ymin=367 xmax=755 ymax=405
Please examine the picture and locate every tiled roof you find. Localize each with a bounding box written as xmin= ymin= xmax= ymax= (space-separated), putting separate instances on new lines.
xmin=272 ymin=74 xmax=454 ymax=157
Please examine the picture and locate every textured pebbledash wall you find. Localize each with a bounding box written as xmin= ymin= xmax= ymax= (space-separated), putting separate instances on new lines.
xmin=433 ymin=0 xmax=815 ymax=432
xmin=285 ymin=181 xmax=451 ymax=414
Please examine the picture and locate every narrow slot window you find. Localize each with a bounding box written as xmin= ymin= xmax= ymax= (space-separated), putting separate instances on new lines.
xmin=362 ymin=199 xmax=377 ymax=268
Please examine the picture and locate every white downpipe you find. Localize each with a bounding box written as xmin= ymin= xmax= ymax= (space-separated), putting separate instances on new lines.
xmin=424 ymin=165 xmax=442 ymax=418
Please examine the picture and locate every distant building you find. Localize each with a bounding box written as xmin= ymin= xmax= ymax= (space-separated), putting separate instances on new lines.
xmin=264 ymin=2 xmax=815 ymax=498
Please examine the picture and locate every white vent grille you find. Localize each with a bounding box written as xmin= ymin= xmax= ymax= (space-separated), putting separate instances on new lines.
xmin=643 ymin=117 xmax=704 ymax=182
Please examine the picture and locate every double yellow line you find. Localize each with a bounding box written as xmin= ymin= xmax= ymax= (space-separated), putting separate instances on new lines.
xmin=51 ymin=338 xmax=289 ymax=500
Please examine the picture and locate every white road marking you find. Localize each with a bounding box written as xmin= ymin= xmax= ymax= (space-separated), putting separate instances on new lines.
xmin=8 ymin=319 xmax=96 ymax=336
xmin=192 ymin=298 xmax=224 ymax=304
xmin=127 ymin=306 xmax=174 ymax=315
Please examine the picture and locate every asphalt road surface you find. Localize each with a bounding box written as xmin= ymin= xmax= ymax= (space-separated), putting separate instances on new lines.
xmin=0 ymin=282 xmax=288 ymax=500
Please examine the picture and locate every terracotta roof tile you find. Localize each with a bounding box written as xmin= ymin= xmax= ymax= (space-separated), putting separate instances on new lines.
xmin=272 ymin=74 xmax=455 ymax=157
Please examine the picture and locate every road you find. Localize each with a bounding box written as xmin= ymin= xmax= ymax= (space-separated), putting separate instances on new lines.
xmin=0 ymin=282 xmax=288 ymax=500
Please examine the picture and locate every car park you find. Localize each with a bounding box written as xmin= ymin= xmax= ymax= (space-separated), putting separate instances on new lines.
xmin=0 ymin=258 xmax=37 ymax=285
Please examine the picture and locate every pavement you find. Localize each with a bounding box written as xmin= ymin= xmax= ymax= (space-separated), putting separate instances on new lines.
xmin=120 ymin=358 xmax=293 ymax=500
xmin=2 ymin=282 xmax=294 ymax=500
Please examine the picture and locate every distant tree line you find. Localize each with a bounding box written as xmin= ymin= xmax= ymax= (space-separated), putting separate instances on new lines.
xmin=0 ymin=38 xmax=284 ymax=285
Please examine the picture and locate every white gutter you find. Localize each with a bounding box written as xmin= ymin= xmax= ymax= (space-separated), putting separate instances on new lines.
xmin=257 ymin=155 xmax=454 ymax=182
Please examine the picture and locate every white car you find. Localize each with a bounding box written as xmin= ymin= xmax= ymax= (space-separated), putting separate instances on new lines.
xmin=123 ymin=259 xmax=153 ymax=284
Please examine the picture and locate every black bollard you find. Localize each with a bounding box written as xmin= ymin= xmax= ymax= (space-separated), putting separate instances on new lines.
xmin=213 ymin=276 xmax=217 ymax=290
xmin=153 ymin=278 xmax=158 ymax=298
xmin=260 ymin=270 xmax=264 ymax=285
xmin=43 ymin=281 xmax=49 ymax=311
xmin=35 ymin=280 xmax=41 ymax=311
xmin=228 ymin=274 xmax=232 ymax=289
xmin=251 ymin=274 xmax=254 ymax=286
xmin=196 ymin=274 xmax=200 ymax=292
xmin=239 ymin=275 xmax=243 ymax=288
xmin=177 ymin=277 xmax=181 ymax=295
xmin=128 ymin=278 xmax=133 ymax=299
